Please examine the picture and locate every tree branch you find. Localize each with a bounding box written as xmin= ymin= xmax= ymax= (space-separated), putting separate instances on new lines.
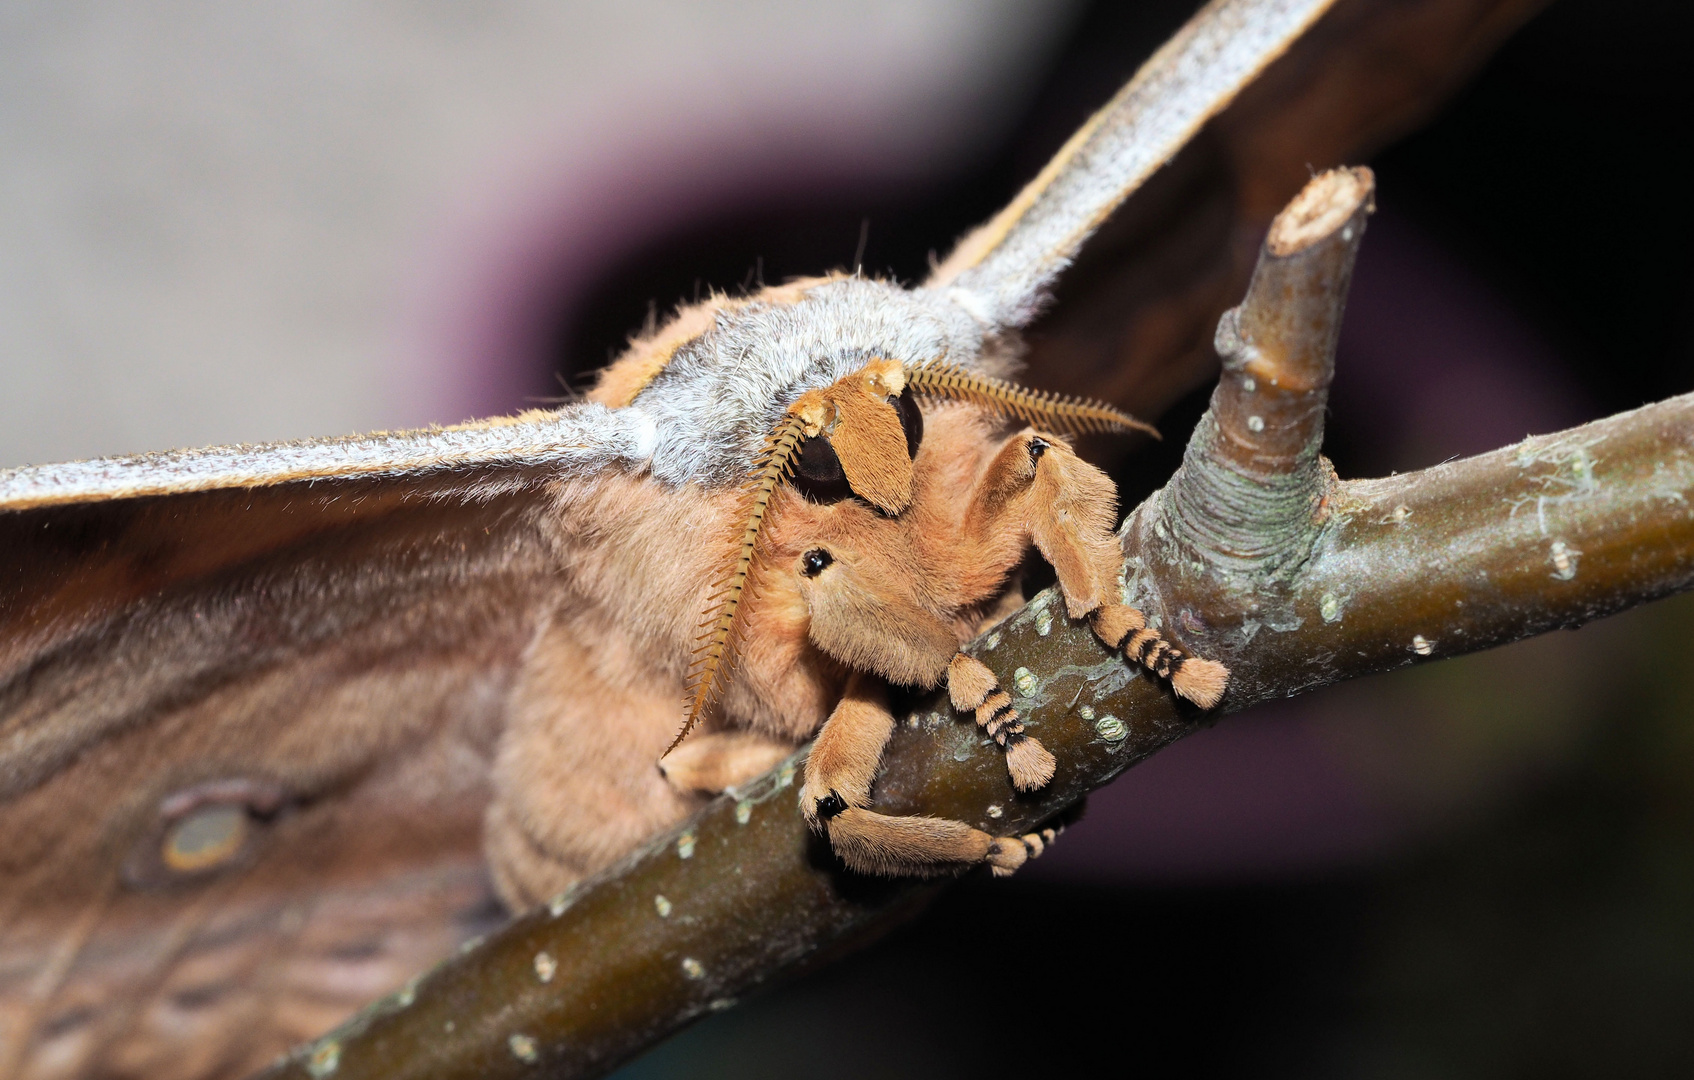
xmin=253 ymin=170 xmax=1694 ymax=1080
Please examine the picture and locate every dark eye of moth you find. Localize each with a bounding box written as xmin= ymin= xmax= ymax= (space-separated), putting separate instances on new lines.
xmin=801 ymin=548 xmax=834 ymax=577
xmin=894 ymin=385 xmax=923 ymax=459
xmin=793 ymin=435 xmax=852 ymax=503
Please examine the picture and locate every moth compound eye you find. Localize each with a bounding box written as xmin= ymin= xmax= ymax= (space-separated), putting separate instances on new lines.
xmin=794 ymin=436 xmax=851 ymax=503
xmin=895 ymin=385 xmax=924 ymax=460
xmin=1027 ymin=436 xmax=1050 ymax=463
xmin=801 ymin=549 xmax=834 ymax=577
xmin=124 ymin=778 xmax=289 ymax=889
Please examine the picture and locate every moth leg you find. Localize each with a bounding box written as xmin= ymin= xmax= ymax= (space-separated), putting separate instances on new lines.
xmin=945 ymin=653 xmax=1056 ymax=791
xmin=799 ymin=673 xmax=1042 ymax=877
xmin=1091 ymin=603 xmax=1229 ymax=708
xmin=659 ymin=730 xmax=796 ymax=795
xmin=973 ymin=430 xmax=1229 ymax=709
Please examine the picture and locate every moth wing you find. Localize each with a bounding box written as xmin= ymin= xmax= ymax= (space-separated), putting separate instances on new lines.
xmin=927 ymin=0 xmax=1340 ymax=327
xmin=930 ymin=0 xmax=1539 ymax=430
xmin=0 ymin=407 xmax=645 ymax=1078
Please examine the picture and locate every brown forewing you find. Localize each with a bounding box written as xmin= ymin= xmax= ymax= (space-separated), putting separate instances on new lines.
xmin=0 ymin=474 xmax=560 ymax=1077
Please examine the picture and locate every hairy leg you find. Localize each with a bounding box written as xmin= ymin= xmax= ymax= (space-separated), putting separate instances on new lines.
xmin=946 ymin=653 xmax=1055 ymax=791
xmin=956 ymin=432 xmax=1230 ymax=719
xmin=799 ymin=673 xmax=1059 ymax=876
xmin=659 ymin=730 xmax=796 ymax=795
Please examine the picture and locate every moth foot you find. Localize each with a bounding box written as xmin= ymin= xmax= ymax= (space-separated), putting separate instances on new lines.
xmin=659 ymin=730 xmax=796 ymax=795
xmin=1091 ymin=604 xmax=1230 ymax=709
xmin=946 ymin=653 xmax=1055 ymax=791
xmin=986 ymin=824 xmax=1064 ymax=878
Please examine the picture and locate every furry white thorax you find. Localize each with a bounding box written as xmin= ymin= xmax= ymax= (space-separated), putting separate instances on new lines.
xmin=624 ymin=278 xmax=1004 ymax=487
xmin=0 ymin=281 xmax=1002 ymax=507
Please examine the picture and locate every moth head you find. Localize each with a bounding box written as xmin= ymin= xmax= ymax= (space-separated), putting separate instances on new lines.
xmin=787 ymin=534 xmax=960 ymax=690
xmin=668 ymin=354 xmax=1152 ymax=751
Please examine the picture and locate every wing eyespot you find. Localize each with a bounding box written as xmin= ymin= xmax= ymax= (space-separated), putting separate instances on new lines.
xmin=162 ymin=804 xmax=249 ymax=873
xmin=124 ymin=777 xmax=291 ymax=889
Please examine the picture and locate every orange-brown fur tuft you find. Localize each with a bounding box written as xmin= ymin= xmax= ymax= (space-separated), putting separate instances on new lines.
xmin=658 ymin=730 xmax=795 ymax=794
xmin=1004 ymin=737 xmax=1056 ymax=791
xmin=826 ymin=808 xmax=992 ymax=877
xmin=947 ymin=654 xmax=998 ymax=710
xmin=1170 ymin=656 xmax=1230 ymax=709
xmin=827 ymin=385 xmax=915 ymax=514
xmin=801 ymin=676 xmax=895 ymax=821
xmin=1091 ymin=604 xmax=1146 ymax=649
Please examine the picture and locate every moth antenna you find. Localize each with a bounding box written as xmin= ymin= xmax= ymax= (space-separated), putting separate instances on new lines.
xmin=668 ymin=414 xmax=808 ymax=755
xmin=904 ymin=361 xmax=1159 ymax=439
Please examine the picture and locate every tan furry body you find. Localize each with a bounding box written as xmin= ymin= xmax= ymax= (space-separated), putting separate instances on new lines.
xmin=483 ymin=403 xmax=1086 ymax=905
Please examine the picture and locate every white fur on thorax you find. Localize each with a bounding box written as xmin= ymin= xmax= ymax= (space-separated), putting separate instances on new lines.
xmin=0 ymin=278 xmax=1005 ymax=506
xmin=627 ymin=278 xmax=1001 ymax=487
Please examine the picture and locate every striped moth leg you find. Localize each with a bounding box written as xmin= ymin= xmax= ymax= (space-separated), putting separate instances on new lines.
xmin=1091 ymin=604 xmax=1229 ymax=709
xmin=800 ymin=673 xmax=1057 ymax=877
xmin=946 ymin=653 xmax=1055 ymax=792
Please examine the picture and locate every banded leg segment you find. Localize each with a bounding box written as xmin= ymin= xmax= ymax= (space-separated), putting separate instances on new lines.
xmin=1091 ymin=604 xmax=1228 ymax=708
xmin=982 ymin=822 xmax=1065 ymax=878
xmin=946 ymin=653 xmax=1055 ymax=791
xmin=801 ymin=672 xmax=1059 ymax=877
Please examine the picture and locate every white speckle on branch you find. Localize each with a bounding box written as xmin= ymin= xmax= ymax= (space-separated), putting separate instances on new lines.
xmin=508 ymin=1034 xmax=539 ymax=1064
xmin=534 ymin=952 xmax=557 ymax=983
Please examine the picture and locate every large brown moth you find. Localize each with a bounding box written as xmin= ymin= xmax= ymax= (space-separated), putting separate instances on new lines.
xmin=0 ymin=0 xmax=1367 ymax=1074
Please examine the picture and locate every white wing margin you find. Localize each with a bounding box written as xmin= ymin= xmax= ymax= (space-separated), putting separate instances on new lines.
xmin=928 ymin=0 xmax=1340 ymax=329
xmin=0 ymin=403 xmax=656 ymax=511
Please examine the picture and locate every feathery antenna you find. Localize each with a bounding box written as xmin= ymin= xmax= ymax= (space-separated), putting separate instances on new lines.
xmin=671 ymin=414 xmax=809 ymax=754
xmin=905 ymin=361 xmax=1159 ymax=438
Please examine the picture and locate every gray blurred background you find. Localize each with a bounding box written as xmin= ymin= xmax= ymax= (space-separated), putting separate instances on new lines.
xmin=0 ymin=0 xmax=1074 ymax=463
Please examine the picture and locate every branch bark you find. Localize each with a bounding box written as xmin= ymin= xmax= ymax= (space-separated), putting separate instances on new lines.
xmin=253 ymin=170 xmax=1694 ymax=1080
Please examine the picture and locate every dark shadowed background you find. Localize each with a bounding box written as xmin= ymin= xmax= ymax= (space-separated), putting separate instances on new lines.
xmin=4 ymin=1 xmax=1691 ymax=1076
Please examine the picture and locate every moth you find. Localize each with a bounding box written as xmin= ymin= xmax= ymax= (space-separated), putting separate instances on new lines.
xmin=0 ymin=0 xmax=1346 ymax=1075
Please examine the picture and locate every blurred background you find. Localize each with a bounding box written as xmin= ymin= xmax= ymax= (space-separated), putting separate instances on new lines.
xmin=4 ymin=0 xmax=1692 ymax=1076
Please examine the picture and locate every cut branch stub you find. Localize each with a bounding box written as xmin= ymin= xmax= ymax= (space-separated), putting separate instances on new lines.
xmin=1166 ymin=165 xmax=1373 ymax=575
